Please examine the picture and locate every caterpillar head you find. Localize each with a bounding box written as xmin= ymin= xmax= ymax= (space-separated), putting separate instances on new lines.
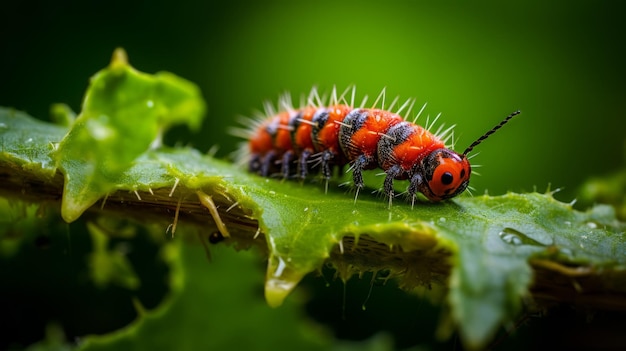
xmin=415 ymin=110 xmax=521 ymax=202
xmin=418 ymin=149 xmax=471 ymax=201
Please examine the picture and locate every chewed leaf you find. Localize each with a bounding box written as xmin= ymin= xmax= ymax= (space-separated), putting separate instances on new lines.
xmin=51 ymin=48 xmax=205 ymax=222
xmin=1 ymin=49 xmax=625 ymax=350
xmin=3 ymin=102 xmax=626 ymax=350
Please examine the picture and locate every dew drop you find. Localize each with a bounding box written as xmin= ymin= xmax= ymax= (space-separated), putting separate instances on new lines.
xmin=586 ymin=222 xmax=598 ymax=229
xmin=499 ymin=230 xmax=523 ymax=245
xmin=273 ymin=256 xmax=287 ymax=277
xmin=265 ymin=255 xmax=305 ymax=308
xmin=498 ymin=227 xmax=546 ymax=247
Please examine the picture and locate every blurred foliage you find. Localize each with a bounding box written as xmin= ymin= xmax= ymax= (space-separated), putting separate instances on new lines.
xmin=77 ymin=240 xmax=333 ymax=351
xmin=579 ymin=167 xmax=626 ymax=221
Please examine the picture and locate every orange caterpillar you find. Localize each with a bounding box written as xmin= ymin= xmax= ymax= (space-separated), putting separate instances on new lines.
xmin=234 ymin=87 xmax=519 ymax=206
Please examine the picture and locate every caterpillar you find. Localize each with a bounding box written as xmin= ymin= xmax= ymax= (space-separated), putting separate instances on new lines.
xmin=232 ymin=87 xmax=519 ymax=207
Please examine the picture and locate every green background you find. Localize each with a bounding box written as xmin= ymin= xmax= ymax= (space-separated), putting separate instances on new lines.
xmin=2 ymin=0 xmax=625 ymax=202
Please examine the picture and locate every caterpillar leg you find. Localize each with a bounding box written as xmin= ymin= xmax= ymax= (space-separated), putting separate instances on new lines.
xmin=297 ymin=149 xmax=312 ymax=181
xmin=320 ymin=150 xmax=334 ymax=193
xmin=280 ymin=150 xmax=295 ymax=179
xmin=249 ymin=154 xmax=262 ymax=174
xmin=408 ymin=172 xmax=423 ymax=208
xmin=260 ymin=150 xmax=276 ymax=177
xmin=384 ymin=165 xmax=402 ymax=209
xmin=351 ymin=154 xmax=373 ymax=202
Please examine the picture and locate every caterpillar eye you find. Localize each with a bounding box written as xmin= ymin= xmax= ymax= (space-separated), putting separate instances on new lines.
xmin=441 ymin=171 xmax=454 ymax=185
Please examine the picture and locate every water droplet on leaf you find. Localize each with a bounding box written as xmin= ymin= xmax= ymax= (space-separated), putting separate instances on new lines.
xmin=498 ymin=227 xmax=546 ymax=247
xmin=264 ymin=255 xmax=307 ymax=308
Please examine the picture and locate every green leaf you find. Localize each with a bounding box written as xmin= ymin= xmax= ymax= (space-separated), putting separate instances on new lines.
xmin=51 ymin=48 xmax=205 ymax=222
xmin=0 ymin=108 xmax=67 ymax=179
xmin=1 ymin=50 xmax=625 ymax=349
xmin=3 ymin=107 xmax=625 ymax=348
